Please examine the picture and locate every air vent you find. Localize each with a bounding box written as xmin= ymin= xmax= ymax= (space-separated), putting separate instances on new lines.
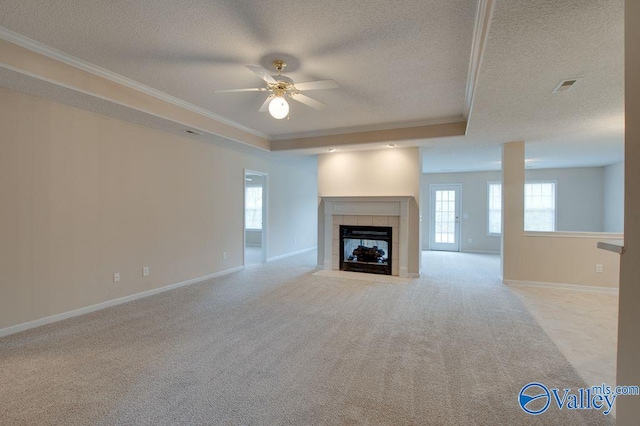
xmin=185 ymin=129 xmax=203 ymax=136
xmin=552 ymin=79 xmax=580 ymax=94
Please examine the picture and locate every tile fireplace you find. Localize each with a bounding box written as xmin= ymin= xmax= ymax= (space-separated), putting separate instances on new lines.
xmin=320 ymin=197 xmax=413 ymax=277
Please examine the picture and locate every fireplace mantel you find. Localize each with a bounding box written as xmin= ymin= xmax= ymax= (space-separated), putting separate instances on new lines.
xmin=320 ymin=196 xmax=413 ymax=278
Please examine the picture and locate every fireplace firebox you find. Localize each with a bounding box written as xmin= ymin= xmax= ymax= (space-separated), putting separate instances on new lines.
xmin=339 ymin=225 xmax=392 ymax=275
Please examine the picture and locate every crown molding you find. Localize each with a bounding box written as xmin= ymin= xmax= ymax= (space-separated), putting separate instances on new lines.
xmin=271 ymin=115 xmax=466 ymax=142
xmin=0 ymin=25 xmax=270 ymax=141
xmin=464 ymin=0 xmax=495 ymax=123
xmin=271 ymin=121 xmax=467 ymax=151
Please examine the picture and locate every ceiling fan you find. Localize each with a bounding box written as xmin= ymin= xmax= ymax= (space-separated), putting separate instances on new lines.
xmin=214 ymin=60 xmax=339 ymax=119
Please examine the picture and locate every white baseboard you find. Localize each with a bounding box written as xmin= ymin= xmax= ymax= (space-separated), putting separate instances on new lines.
xmin=267 ymin=247 xmax=315 ymax=262
xmin=503 ymin=279 xmax=619 ymax=294
xmin=0 ymin=265 xmax=244 ymax=338
xmin=421 ymin=248 xmax=500 ymax=255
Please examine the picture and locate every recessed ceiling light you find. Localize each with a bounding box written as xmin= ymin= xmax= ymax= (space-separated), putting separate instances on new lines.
xmin=328 ymin=148 xmax=337 ymax=153
xmin=386 ymin=143 xmax=396 ymax=148
xmin=185 ymin=129 xmax=203 ymax=136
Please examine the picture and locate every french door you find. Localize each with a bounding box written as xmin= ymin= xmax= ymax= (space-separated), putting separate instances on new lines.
xmin=429 ymin=184 xmax=461 ymax=251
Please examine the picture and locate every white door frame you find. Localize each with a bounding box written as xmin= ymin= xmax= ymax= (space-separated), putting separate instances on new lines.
xmin=243 ymin=169 xmax=268 ymax=265
xmin=429 ymin=184 xmax=461 ymax=252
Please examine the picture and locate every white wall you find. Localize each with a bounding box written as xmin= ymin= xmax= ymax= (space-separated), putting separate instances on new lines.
xmin=421 ymin=167 xmax=610 ymax=253
xmin=0 ymin=87 xmax=317 ymax=330
xmin=268 ymin=158 xmax=318 ymax=257
xmin=317 ymin=148 xmax=421 ymax=274
xmin=421 ymin=171 xmax=501 ymax=253
xmin=526 ymin=167 xmax=604 ymax=232
xmin=603 ymin=162 xmax=624 ymax=232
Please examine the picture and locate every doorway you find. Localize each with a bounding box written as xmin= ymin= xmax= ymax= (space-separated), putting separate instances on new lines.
xmin=429 ymin=184 xmax=461 ymax=251
xmin=244 ymin=170 xmax=267 ymax=265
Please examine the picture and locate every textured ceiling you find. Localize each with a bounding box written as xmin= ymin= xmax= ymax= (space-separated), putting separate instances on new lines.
xmin=0 ymin=0 xmax=625 ymax=172
xmin=423 ymin=0 xmax=625 ymax=173
xmin=0 ymin=0 xmax=476 ymax=138
xmin=467 ymin=0 xmax=624 ymax=141
xmin=421 ymin=131 xmax=624 ymax=174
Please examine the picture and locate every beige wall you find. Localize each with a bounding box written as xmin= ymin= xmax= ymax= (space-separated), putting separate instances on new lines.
xmin=617 ymin=1 xmax=640 ymax=423
xmin=318 ymin=148 xmax=420 ymax=197
xmin=317 ymin=148 xmax=421 ymax=274
xmin=501 ymin=142 xmax=526 ymax=280
xmin=501 ymin=142 xmax=622 ymax=287
xmin=0 ymin=87 xmax=317 ymax=330
xmin=513 ymin=234 xmax=621 ymax=287
xmin=0 ymin=38 xmax=269 ymax=150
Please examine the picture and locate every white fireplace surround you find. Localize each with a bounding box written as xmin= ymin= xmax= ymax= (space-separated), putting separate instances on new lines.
xmin=321 ymin=196 xmax=413 ymax=278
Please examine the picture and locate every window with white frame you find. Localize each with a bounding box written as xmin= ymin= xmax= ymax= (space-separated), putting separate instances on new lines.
xmin=487 ymin=181 xmax=556 ymax=234
xmin=245 ymin=186 xmax=263 ymax=229
xmin=488 ymin=182 xmax=502 ymax=235
xmin=524 ymin=181 xmax=556 ymax=231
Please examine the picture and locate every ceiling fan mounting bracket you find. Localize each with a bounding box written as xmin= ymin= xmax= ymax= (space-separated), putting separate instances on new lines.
xmin=272 ymin=60 xmax=287 ymax=74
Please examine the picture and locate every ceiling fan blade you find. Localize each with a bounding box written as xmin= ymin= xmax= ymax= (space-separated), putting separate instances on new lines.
xmin=214 ymin=87 xmax=266 ymax=93
xmin=246 ymin=65 xmax=277 ymax=84
xmin=291 ymin=93 xmax=327 ymax=110
xmin=259 ymin=95 xmax=274 ymax=112
xmin=293 ymin=80 xmax=339 ymax=91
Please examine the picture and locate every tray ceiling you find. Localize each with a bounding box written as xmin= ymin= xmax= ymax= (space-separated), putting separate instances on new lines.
xmin=0 ymin=0 xmax=625 ymax=171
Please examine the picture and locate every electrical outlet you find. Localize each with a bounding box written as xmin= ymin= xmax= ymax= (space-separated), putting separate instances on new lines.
xmin=113 ymin=272 xmax=120 ymax=283
xmin=468 ymin=238 xmax=473 ymax=244
xmin=596 ymin=264 xmax=603 ymax=273
xmin=143 ymin=266 xmax=149 ymax=277
xmin=223 ymin=251 xmax=228 ymax=260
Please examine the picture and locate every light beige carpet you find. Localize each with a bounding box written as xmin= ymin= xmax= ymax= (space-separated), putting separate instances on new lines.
xmin=0 ymin=251 xmax=612 ymax=425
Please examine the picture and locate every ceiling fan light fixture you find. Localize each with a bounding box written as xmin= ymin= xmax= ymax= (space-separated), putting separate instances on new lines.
xmin=269 ymin=96 xmax=289 ymax=119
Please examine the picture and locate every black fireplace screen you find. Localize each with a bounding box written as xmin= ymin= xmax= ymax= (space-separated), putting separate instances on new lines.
xmin=340 ymin=225 xmax=392 ymax=275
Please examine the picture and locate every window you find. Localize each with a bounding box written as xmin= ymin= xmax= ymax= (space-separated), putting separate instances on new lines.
xmin=245 ymin=186 xmax=262 ymax=229
xmin=524 ymin=181 xmax=556 ymax=231
xmin=488 ymin=182 xmax=502 ymax=235
xmin=487 ymin=181 xmax=556 ymax=234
